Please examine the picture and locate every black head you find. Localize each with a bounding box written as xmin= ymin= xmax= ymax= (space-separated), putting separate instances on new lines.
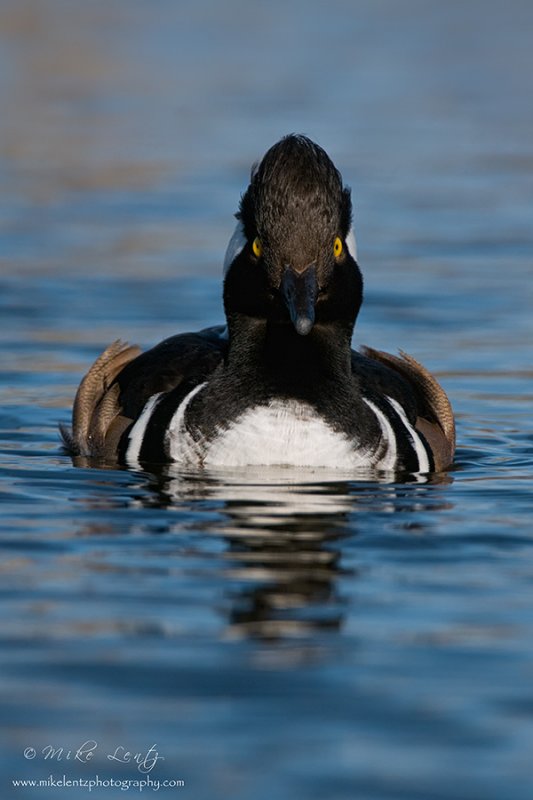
xmin=223 ymin=134 xmax=363 ymax=339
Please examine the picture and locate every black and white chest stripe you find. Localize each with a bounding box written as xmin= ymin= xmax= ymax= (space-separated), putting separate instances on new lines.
xmin=124 ymin=382 xmax=433 ymax=473
xmin=361 ymin=393 xmax=433 ymax=473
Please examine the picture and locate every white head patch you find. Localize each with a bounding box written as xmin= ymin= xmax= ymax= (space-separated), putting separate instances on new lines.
xmin=223 ymin=219 xmax=247 ymax=275
xmin=346 ymin=226 xmax=358 ymax=261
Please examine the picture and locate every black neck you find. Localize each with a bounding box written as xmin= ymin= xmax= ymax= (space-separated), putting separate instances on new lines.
xmin=224 ymin=313 xmax=355 ymax=399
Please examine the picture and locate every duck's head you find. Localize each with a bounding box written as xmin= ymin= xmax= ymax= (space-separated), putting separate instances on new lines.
xmin=223 ymin=134 xmax=362 ymax=339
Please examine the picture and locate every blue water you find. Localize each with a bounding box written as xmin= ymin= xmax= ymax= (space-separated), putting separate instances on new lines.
xmin=2 ymin=2 xmax=533 ymax=798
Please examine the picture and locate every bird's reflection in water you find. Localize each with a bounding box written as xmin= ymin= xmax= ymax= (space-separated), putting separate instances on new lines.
xmin=140 ymin=465 xmax=453 ymax=644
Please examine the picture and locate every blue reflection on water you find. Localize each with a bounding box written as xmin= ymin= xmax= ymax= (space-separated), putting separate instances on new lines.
xmin=2 ymin=1 xmax=533 ymax=798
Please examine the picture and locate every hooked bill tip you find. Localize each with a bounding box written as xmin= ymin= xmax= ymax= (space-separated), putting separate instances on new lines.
xmin=294 ymin=315 xmax=314 ymax=336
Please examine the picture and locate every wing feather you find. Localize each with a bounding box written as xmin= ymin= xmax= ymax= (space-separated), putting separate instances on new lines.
xmin=60 ymin=340 xmax=141 ymax=457
xmin=61 ymin=328 xmax=227 ymax=461
xmin=360 ymin=346 xmax=455 ymax=470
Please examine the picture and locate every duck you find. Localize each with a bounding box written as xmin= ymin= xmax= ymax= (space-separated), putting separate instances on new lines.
xmin=61 ymin=134 xmax=455 ymax=473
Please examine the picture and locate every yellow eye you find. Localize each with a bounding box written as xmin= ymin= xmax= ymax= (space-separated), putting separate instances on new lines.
xmin=252 ymin=237 xmax=262 ymax=258
xmin=334 ymin=237 xmax=343 ymax=258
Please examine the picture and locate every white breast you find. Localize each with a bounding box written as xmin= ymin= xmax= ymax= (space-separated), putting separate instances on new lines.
xmin=167 ymin=395 xmax=375 ymax=469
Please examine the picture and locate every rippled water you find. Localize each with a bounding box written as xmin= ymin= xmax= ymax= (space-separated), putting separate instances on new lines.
xmin=2 ymin=2 xmax=533 ymax=798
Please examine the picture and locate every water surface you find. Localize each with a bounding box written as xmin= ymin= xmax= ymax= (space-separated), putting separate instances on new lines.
xmin=1 ymin=2 xmax=533 ymax=798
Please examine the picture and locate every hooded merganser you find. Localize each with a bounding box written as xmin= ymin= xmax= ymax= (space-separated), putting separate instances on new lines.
xmin=61 ymin=134 xmax=455 ymax=473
